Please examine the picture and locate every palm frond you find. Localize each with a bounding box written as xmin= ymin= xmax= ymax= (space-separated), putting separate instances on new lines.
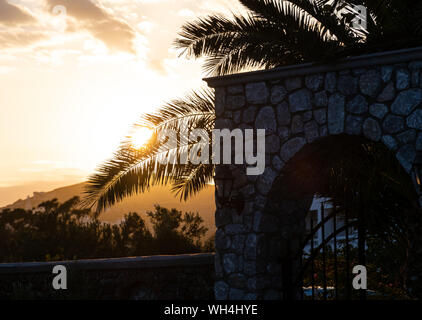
xmin=240 ymin=0 xmax=360 ymax=44
xmin=86 ymin=0 xmax=422 ymax=214
xmin=171 ymin=163 xmax=215 ymax=201
xmin=175 ymin=9 xmax=342 ymax=75
xmin=83 ymin=88 xmax=215 ymax=213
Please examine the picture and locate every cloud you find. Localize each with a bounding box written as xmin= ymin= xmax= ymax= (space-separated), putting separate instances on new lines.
xmin=0 ymin=1 xmax=45 ymax=50
xmin=46 ymin=0 xmax=137 ymax=53
xmin=0 ymin=0 xmax=241 ymax=69
xmin=0 ymin=0 xmax=35 ymax=25
xmin=101 ymin=0 xmax=244 ymax=73
xmin=177 ymin=8 xmax=195 ymax=17
xmin=0 ymin=30 xmax=46 ymax=49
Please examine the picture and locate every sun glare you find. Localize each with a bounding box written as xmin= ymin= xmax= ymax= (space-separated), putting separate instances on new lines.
xmin=131 ymin=127 xmax=153 ymax=149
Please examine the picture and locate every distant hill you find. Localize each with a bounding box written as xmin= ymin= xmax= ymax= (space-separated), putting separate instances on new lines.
xmin=1 ymin=182 xmax=216 ymax=237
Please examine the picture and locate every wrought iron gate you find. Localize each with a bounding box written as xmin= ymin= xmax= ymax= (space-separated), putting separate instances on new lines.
xmin=296 ymin=201 xmax=367 ymax=300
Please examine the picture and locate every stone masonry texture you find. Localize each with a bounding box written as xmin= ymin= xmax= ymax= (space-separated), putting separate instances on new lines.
xmin=209 ymin=50 xmax=422 ymax=300
xmin=0 ymin=254 xmax=214 ymax=300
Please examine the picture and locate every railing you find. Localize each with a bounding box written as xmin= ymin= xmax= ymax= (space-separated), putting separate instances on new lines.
xmin=297 ymin=202 xmax=367 ymax=300
xmin=0 ymin=254 xmax=215 ymax=300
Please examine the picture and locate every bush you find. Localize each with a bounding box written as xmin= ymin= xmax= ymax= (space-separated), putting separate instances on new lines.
xmin=0 ymin=198 xmax=211 ymax=263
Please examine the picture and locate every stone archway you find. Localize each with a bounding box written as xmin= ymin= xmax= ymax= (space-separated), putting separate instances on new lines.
xmin=207 ymin=47 xmax=422 ymax=300
xmin=257 ymin=134 xmax=420 ymax=300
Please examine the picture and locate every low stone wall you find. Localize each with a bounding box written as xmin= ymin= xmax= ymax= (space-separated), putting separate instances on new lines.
xmin=0 ymin=254 xmax=215 ymax=300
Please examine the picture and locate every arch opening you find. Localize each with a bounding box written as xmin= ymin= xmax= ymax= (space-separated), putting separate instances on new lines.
xmin=263 ymin=135 xmax=421 ymax=300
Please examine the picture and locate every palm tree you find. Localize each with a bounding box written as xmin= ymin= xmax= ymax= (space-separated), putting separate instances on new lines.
xmin=83 ymin=90 xmax=216 ymax=212
xmin=175 ymin=0 xmax=422 ymax=76
xmin=84 ymin=0 xmax=422 ymax=213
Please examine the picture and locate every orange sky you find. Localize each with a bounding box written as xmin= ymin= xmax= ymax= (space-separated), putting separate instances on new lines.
xmin=0 ymin=0 xmax=245 ymax=205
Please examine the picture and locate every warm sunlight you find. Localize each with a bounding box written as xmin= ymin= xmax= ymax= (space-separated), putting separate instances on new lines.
xmin=1 ymin=0 xmax=421 ymax=304
xmin=131 ymin=127 xmax=154 ymax=149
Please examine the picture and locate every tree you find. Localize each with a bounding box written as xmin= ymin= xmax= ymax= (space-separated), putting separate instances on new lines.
xmin=175 ymin=0 xmax=422 ymax=76
xmin=322 ymin=140 xmax=421 ymax=297
xmin=146 ymin=205 xmax=208 ymax=254
xmin=84 ymin=0 xmax=422 ymax=213
xmin=112 ymin=212 xmax=153 ymax=256
xmin=81 ymin=0 xmax=422 ymax=297
xmin=287 ymin=136 xmax=422 ymax=298
xmin=83 ymin=89 xmax=216 ymax=212
xmin=0 ymin=199 xmax=210 ymax=262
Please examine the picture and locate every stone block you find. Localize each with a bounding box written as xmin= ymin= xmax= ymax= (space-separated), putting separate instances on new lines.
xmin=346 ymin=95 xmax=368 ymax=114
xmin=369 ymin=103 xmax=388 ymax=119
xmin=305 ymin=74 xmax=324 ymax=91
xmin=255 ymin=106 xmax=277 ymax=132
xmin=391 ymin=89 xmax=422 ymax=115
xmin=280 ymin=137 xmax=306 ymax=162
xmin=276 ymin=102 xmax=291 ymax=126
xmin=289 ymin=88 xmax=312 ymax=112
xmin=271 ymin=85 xmax=287 ymax=104
xmin=328 ymin=93 xmax=345 ymax=134
xmin=360 ymin=70 xmax=382 ymax=97
xmin=363 ymin=118 xmax=382 ymax=141
xmin=383 ymin=115 xmax=404 ymax=134
xmin=345 ymin=115 xmax=363 ymax=135
xmin=246 ymin=82 xmax=269 ymax=104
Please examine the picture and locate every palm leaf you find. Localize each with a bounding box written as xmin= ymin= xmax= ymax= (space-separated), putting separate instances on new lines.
xmin=86 ymin=0 xmax=422 ymax=214
xmin=171 ymin=163 xmax=215 ymax=201
xmin=240 ymin=0 xmax=359 ymax=44
xmin=175 ymin=6 xmax=343 ymax=75
xmin=83 ymin=88 xmax=215 ymax=213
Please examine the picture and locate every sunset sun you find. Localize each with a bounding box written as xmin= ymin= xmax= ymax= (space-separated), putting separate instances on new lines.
xmin=1 ymin=0 xmax=420 ymax=304
xmin=131 ymin=127 xmax=154 ymax=149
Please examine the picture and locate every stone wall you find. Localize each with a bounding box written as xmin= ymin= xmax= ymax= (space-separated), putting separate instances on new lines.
xmin=205 ymin=46 xmax=422 ymax=300
xmin=0 ymin=254 xmax=214 ymax=300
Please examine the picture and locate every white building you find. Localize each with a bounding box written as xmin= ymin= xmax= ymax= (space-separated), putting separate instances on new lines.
xmin=304 ymin=196 xmax=358 ymax=253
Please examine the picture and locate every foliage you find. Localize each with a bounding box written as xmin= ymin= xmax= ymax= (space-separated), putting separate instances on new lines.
xmin=83 ymin=89 xmax=215 ymax=213
xmin=303 ymin=242 xmax=410 ymax=300
xmin=176 ymin=0 xmax=422 ymax=76
xmin=0 ymin=198 xmax=210 ymax=263
xmin=176 ymin=0 xmax=356 ymax=75
xmin=146 ymin=205 xmax=208 ymax=254
xmin=85 ymin=0 xmax=422 ymax=213
xmin=322 ymin=139 xmax=421 ymax=297
xmin=294 ymin=138 xmax=422 ymax=298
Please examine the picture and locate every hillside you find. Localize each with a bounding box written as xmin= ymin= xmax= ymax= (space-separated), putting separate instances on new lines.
xmin=2 ymin=182 xmax=216 ymax=237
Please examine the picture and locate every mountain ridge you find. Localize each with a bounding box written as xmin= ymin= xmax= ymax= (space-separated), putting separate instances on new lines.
xmin=1 ymin=182 xmax=216 ymax=236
